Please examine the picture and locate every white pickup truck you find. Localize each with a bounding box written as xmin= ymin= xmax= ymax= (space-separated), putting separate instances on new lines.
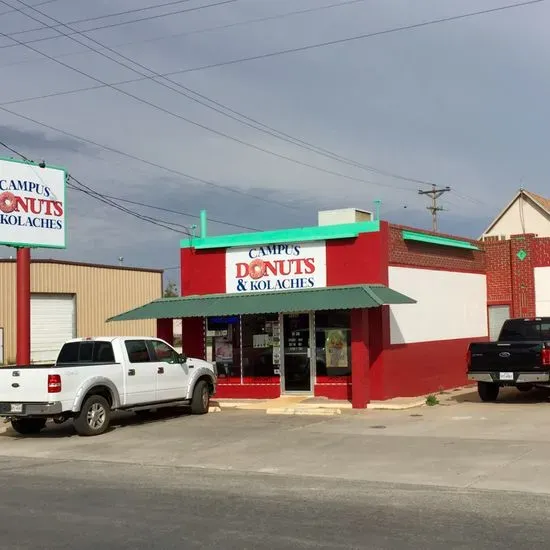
xmin=0 ymin=336 xmax=217 ymax=437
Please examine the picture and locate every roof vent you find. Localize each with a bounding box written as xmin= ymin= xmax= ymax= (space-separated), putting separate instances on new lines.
xmin=318 ymin=208 xmax=373 ymax=226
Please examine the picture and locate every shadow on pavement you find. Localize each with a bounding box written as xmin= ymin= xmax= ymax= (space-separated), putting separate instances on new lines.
xmin=449 ymin=386 xmax=550 ymax=404
xmin=1 ymin=405 xmax=193 ymax=439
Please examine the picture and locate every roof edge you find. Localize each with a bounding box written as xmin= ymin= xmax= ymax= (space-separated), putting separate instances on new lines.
xmin=0 ymin=258 xmax=164 ymax=274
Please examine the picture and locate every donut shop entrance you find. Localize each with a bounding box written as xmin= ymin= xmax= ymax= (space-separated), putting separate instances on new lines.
xmin=207 ymin=309 xmax=352 ymax=395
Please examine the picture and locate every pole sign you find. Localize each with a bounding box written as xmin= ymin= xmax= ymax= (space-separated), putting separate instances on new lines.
xmin=0 ymin=158 xmax=67 ymax=248
xmin=226 ymin=241 xmax=327 ymax=293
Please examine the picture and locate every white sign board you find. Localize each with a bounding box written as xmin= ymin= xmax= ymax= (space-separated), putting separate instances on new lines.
xmin=0 ymin=158 xmax=67 ymax=248
xmin=226 ymin=241 xmax=326 ymax=293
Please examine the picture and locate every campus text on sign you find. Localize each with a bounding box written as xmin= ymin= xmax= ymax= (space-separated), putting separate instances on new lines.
xmin=225 ymin=241 xmax=327 ymax=293
xmin=0 ymin=158 xmax=67 ymax=249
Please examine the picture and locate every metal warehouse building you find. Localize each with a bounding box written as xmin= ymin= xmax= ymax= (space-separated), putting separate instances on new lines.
xmin=0 ymin=259 xmax=163 ymax=365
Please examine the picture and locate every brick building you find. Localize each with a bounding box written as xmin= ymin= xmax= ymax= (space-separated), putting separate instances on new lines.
xmin=482 ymin=188 xmax=550 ymax=340
xmin=111 ymin=209 xmax=488 ymax=407
xmin=485 ymin=234 xmax=550 ymax=339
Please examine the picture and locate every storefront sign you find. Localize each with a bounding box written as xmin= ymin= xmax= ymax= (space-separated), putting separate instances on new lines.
xmin=0 ymin=158 xmax=67 ymax=248
xmin=226 ymin=241 xmax=326 ymax=293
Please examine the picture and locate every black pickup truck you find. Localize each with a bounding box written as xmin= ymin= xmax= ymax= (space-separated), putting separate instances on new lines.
xmin=467 ymin=317 xmax=550 ymax=402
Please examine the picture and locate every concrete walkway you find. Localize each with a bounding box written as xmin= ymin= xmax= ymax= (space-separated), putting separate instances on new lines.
xmin=213 ymin=385 xmax=476 ymax=415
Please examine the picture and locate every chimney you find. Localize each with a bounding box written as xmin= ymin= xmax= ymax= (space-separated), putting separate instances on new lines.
xmin=318 ymin=208 xmax=373 ymax=226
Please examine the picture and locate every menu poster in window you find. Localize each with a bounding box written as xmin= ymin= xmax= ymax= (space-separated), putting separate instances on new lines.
xmin=325 ymin=329 xmax=348 ymax=368
xmin=286 ymin=330 xmax=307 ymax=354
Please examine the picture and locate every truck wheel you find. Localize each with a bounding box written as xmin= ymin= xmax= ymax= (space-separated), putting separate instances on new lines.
xmin=10 ymin=418 xmax=46 ymax=435
xmin=478 ymin=382 xmax=499 ymax=402
xmin=74 ymin=395 xmax=111 ymax=436
xmin=191 ymin=380 xmax=210 ymax=415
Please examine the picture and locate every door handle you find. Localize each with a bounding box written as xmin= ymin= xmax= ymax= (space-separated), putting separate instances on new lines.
xmin=158 ymin=366 xmax=164 ymax=374
xmin=128 ymin=369 xmax=135 ymax=376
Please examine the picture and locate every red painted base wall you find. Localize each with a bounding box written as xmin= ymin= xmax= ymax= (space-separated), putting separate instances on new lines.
xmin=376 ymin=336 xmax=487 ymax=400
xmin=214 ymin=385 xmax=280 ymax=399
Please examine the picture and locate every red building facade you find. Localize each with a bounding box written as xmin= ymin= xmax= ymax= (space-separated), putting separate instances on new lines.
xmin=172 ymin=218 xmax=488 ymax=405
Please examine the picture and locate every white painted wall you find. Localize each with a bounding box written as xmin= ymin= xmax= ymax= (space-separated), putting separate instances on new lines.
xmin=535 ymin=267 xmax=550 ymax=317
xmin=483 ymin=195 xmax=550 ymax=239
xmin=389 ymin=267 xmax=488 ymax=344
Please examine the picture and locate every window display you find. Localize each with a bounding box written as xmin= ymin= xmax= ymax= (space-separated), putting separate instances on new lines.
xmin=315 ymin=311 xmax=352 ymax=379
xmin=241 ymin=314 xmax=280 ymax=382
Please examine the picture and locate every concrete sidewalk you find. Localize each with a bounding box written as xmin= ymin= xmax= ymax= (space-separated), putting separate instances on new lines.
xmin=213 ymin=385 xmax=477 ymax=415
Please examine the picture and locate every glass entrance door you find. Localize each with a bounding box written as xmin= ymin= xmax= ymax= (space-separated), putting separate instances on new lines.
xmin=282 ymin=313 xmax=312 ymax=393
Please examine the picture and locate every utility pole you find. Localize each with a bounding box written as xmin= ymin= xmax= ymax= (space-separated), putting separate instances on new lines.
xmin=418 ymin=184 xmax=451 ymax=232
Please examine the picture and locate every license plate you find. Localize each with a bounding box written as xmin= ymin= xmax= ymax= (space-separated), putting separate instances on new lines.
xmin=499 ymin=372 xmax=514 ymax=381
xmin=10 ymin=403 xmax=23 ymax=413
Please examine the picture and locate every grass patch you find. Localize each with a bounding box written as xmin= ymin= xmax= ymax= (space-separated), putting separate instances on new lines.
xmin=425 ymin=394 xmax=440 ymax=407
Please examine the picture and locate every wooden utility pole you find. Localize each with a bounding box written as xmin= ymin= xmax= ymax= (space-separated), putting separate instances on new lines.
xmin=418 ymin=185 xmax=451 ymax=232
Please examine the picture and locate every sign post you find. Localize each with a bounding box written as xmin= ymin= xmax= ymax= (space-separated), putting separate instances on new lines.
xmin=16 ymin=247 xmax=31 ymax=365
xmin=0 ymin=157 xmax=67 ymax=365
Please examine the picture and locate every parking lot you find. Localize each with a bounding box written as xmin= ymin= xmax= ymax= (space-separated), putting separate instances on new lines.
xmin=1 ymin=386 xmax=550 ymax=495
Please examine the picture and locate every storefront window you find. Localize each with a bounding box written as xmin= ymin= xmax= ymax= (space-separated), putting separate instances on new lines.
xmin=314 ymin=310 xmax=352 ymax=378
xmin=207 ymin=316 xmax=241 ymax=382
xmin=241 ymin=314 xmax=281 ymax=383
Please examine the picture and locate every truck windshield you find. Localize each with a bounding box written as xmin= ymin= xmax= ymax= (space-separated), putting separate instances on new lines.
xmin=499 ymin=320 xmax=550 ymax=342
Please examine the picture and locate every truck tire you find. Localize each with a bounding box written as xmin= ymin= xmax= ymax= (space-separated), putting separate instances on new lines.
xmin=10 ymin=418 xmax=46 ymax=435
xmin=478 ymin=381 xmax=499 ymax=402
xmin=74 ymin=395 xmax=111 ymax=436
xmin=191 ymin=380 xmax=210 ymax=415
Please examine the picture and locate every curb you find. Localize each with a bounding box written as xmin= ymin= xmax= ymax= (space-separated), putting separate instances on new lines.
xmin=266 ymin=407 xmax=342 ymax=416
xmin=367 ymin=400 xmax=426 ymax=411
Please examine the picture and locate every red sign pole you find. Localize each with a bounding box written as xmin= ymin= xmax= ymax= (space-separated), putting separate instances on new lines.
xmin=16 ymin=247 xmax=31 ymax=365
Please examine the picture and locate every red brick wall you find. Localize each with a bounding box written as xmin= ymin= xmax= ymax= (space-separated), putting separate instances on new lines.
xmin=482 ymin=234 xmax=550 ymax=317
xmin=533 ymin=236 xmax=550 ymax=267
xmin=388 ymin=224 xmax=485 ymax=273
xmin=485 ymin=240 xmax=512 ymax=306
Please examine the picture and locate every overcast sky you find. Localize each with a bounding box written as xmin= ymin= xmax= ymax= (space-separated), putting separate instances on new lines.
xmin=0 ymin=0 xmax=548 ymax=284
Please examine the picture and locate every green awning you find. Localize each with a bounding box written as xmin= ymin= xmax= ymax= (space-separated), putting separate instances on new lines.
xmin=108 ymin=284 xmax=416 ymax=322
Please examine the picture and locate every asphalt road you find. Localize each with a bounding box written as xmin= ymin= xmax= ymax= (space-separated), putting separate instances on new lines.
xmin=1 ymin=458 xmax=549 ymax=550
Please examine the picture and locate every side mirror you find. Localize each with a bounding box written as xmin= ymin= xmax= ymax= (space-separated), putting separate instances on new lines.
xmin=180 ymin=353 xmax=187 ymax=364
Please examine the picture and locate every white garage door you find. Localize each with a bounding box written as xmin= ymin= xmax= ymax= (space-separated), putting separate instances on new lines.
xmin=488 ymin=305 xmax=510 ymax=341
xmin=31 ymin=294 xmax=76 ymax=363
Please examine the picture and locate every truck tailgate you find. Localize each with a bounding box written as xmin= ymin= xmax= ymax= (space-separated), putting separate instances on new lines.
xmin=0 ymin=366 xmax=50 ymax=406
xmin=469 ymin=342 xmax=545 ymax=371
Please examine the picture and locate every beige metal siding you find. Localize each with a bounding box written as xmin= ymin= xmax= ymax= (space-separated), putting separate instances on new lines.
xmin=0 ymin=262 xmax=161 ymax=364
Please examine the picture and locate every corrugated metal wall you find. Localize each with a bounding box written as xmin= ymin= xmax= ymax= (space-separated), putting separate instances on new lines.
xmin=0 ymin=261 xmax=162 ymax=364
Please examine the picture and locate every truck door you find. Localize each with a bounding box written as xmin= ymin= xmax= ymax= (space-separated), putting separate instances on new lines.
xmin=123 ymin=340 xmax=158 ymax=405
xmin=147 ymin=339 xmax=190 ymax=402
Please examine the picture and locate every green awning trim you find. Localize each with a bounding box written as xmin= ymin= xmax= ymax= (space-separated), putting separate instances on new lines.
xmin=402 ymin=230 xmax=479 ymax=250
xmin=108 ymin=284 xmax=416 ymax=322
xmin=181 ymin=220 xmax=380 ymax=250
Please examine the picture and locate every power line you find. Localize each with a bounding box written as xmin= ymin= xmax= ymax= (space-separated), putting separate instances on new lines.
xmin=0 ymin=0 xmax=238 ymax=50
xmin=1 ymin=138 xmax=260 ymax=232
xmin=0 ymin=140 xmax=196 ymax=233
xmin=0 ymin=0 xmax=58 ymax=17
xmin=0 ymin=0 xmax=434 ymax=189
xmin=69 ymin=186 xmax=261 ymax=232
xmin=5 ymin=0 xmax=198 ymax=37
xmin=0 ymin=2 xmax=538 ymax=199
xmin=0 ymin=0 xmax=368 ymax=70
xmin=163 ymin=0 xmax=547 ymax=76
xmin=7 ymin=0 xmax=429 ymax=188
xmin=0 ymin=2 xmax=415 ymax=195
xmin=68 ymin=179 xmax=191 ymax=234
xmin=1 ymin=106 xmax=303 ymax=212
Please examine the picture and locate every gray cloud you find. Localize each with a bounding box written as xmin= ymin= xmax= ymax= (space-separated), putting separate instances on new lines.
xmin=1 ymin=0 xmax=547 ymax=273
